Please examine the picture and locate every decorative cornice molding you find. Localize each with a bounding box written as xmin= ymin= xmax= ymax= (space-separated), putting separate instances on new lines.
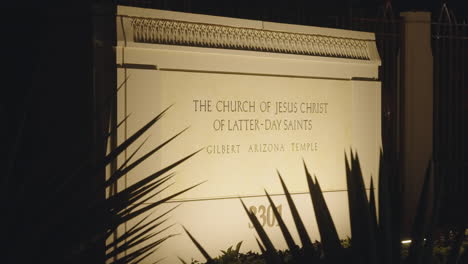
xmin=128 ymin=16 xmax=372 ymax=60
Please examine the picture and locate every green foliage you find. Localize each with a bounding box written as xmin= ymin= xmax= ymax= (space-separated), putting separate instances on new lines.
xmin=186 ymin=243 xmax=265 ymax=264
xmin=189 ymin=236 xmax=467 ymax=264
xmin=217 ymin=242 xmax=245 ymax=264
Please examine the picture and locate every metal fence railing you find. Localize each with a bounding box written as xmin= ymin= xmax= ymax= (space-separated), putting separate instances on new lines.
xmin=432 ymin=4 xmax=468 ymax=225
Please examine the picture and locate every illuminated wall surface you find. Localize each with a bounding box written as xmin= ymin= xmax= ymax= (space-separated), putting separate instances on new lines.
xmin=115 ymin=6 xmax=381 ymax=263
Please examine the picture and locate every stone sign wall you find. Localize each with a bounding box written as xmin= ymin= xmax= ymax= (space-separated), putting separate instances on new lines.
xmin=116 ymin=6 xmax=381 ymax=263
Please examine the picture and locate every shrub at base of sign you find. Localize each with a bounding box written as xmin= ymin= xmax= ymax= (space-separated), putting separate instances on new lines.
xmin=183 ymin=152 xmax=468 ymax=264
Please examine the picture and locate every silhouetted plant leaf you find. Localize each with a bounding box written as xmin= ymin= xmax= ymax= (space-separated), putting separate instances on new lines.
xmin=369 ymin=177 xmax=379 ymax=241
xmin=112 ymin=235 xmax=175 ymax=264
xmin=107 ymin=173 xmax=173 ymax=209
xmin=177 ymin=256 xmax=188 ymax=264
xmin=119 ymin=181 xmax=205 ymax=225
xmin=182 ymin=226 xmax=214 ymax=263
xmin=106 ymin=127 xmax=189 ymax=188
xmin=141 ymin=255 xmax=166 ymax=264
xmin=235 ymin=241 xmax=243 ymax=254
xmin=406 ymin=160 xmax=433 ymax=264
xmin=100 ymin=104 xmax=172 ymax=173
xmin=277 ymin=170 xmax=316 ymax=260
xmin=129 ymin=249 xmax=158 ymax=264
xmin=377 ymin=150 xmax=397 ymax=264
xmin=240 ymin=199 xmax=283 ymax=264
xmin=304 ymin=161 xmax=343 ymax=262
xmin=103 ymin=113 xmax=132 ymax=142
xmin=265 ymin=189 xmax=300 ymax=260
xmin=256 ymin=237 xmax=266 ymax=255
xmin=7 ymin=74 xmax=203 ymax=264
xmin=106 ymin=174 xmax=175 ymax=218
xmin=346 ymin=152 xmax=378 ymax=264
xmin=114 ymin=148 xmax=203 ymax=198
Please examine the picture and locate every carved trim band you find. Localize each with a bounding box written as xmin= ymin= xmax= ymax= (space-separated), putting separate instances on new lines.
xmin=130 ymin=17 xmax=371 ymax=60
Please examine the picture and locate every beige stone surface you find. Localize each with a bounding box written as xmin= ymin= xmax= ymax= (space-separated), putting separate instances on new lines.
xmin=114 ymin=6 xmax=381 ymax=263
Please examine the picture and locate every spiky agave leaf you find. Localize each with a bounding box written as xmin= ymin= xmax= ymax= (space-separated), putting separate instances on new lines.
xmin=377 ymin=150 xmax=398 ymax=264
xmin=103 ymin=113 xmax=131 ymax=142
xmin=128 ymin=249 xmax=160 ymax=264
xmin=177 ymin=256 xmax=188 ymax=264
xmin=6 ymin=68 xmax=203 ymax=264
xmin=85 ymin=111 xmax=201 ymax=263
xmin=369 ymin=177 xmax=379 ymax=244
xmin=106 ymin=174 xmax=175 ymax=218
xmin=107 ymin=224 xmax=175 ymax=261
xmin=112 ymin=235 xmax=176 ymax=264
xmin=303 ymin=161 xmax=343 ymax=262
xmin=345 ymin=152 xmax=378 ymax=264
xmin=406 ymin=160 xmax=433 ymax=264
xmin=240 ymin=199 xmax=283 ymax=264
xmin=106 ymin=207 xmax=176 ymax=250
xmin=277 ymin=170 xmax=317 ymax=260
xmin=99 ymin=181 xmax=201 ymax=261
xmin=111 ymin=148 xmax=203 ymax=204
xmin=369 ymin=175 xmax=386 ymax=264
xmin=52 ymin=105 xmax=175 ymax=205
xmin=105 ymin=127 xmax=189 ymax=188
xmin=182 ymin=226 xmax=214 ymax=263
xmin=106 ymin=219 xmax=175 ymax=259
xmin=256 ymin=237 xmax=266 ymax=255
xmin=118 ymin=181 xmax=206 ymax=226
xmin=264 ymin=190 xmax=300 ymax=260
xmin=101 ymin=105 xmax=173 ymax=167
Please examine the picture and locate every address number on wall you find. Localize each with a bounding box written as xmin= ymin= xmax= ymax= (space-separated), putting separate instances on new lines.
xmin=248 ymin=205 xmax=283 ymax=228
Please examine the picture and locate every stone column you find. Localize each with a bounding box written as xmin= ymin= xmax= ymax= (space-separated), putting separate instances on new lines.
xmin=400 ymin=11 xmax=433 ymax=236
